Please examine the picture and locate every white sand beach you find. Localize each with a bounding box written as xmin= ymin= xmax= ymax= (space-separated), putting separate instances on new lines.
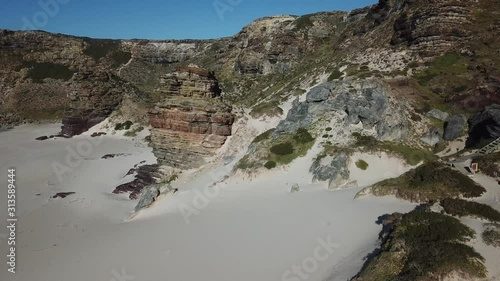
xmin=0 ymin=123 xmax=422 ymax=281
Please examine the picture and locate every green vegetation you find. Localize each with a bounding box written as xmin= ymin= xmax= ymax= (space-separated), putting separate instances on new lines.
xmin=267 ymin=129 xmax=315 ymax=165
xmin=369 ymin=162 xmax=486 ymax=202
xmin=236 ymin=155 xmax=255 ymax=170
xmin=293 ymin=14 xmax=314 ymax=31
xmin=250 ymin=100 xmax=284 ymax=117
xmin=293 ymin=128 xmax=315 ymax=144
xmin=415 ymin=53 xmax=467 ymax=86
xmin=20 ymin=61 xmax=75 ymax=83
xmin=270 ymin=142 xmax=294 ymax=156
xmin=352 ymin=133 xmax=437 ymax=165
xmin=411 ymin=52 xmax=476 ymax=112
xmin=160 ymin=174 xmax=178 ymax=184
xmin=355 ymin=209 xmax=486 ymax=281
xmin=433 ymin=141 xmax=448 ymax=154
xmin=115 ymin=121 xmax=133 ymax=131
xmin=356 ymin=159 xmax=369 ymax=170
xmin=111 ymin=50 xmax=132 ymax=67
xmin=327 ymin=69 xmax=343 ymax=81
xmin=124 ymin=126 xmax=145 ymax=137
xmin=441 ymin=198 xmax=500 ymax=222
xmin=83 ymin=38 xmax=121 ymax=62
xmin=407 ymin=61 xmax=420 ymax=68
xmin=237 ymin=128 xmax=315 ymax=170
xmin=482 ymin=224 xmax=500 ymax=248
xmin=264 ymin=161 xmax=277 ymax=170
xmin=473 ymin=152 xmax=500 ymax=178
xmin=252 ymin=129 xmax=275 ymax=143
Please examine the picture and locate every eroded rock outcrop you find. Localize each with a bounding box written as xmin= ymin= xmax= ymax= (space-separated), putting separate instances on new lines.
xmin=443 ymin=115 xmax=466 ymax=141
xmin=61 ymin=70 xmax=140 ymax=136
xmin=113 ymin=164 xmax=160 ymax=200
xmin=391 ymin=0 xmax=475 ymax=56
xmin=467 ymin=104 xmax=500 ymax=147
xmin=310 ymin=153 xmax=350 ymax=189
xmin=275 ymin=79 xmax=408 ymax=141
xmin=149 ymin=66 xmax=234 ymax=169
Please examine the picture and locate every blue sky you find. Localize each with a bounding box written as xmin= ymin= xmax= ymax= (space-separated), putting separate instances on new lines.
xmin=1 ymin=0 xmax=377 ymax=39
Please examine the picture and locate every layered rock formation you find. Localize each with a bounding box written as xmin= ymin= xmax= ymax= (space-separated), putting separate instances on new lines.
xmin=149 ymin=66 xmax=234 ymax=169
xmin=390 ymin=0 xmax=475 ymax=56
xmin=113 ymin=164 xmax=160 ymax=200
xmin=61 ymin=70 xmax=139 ymax=136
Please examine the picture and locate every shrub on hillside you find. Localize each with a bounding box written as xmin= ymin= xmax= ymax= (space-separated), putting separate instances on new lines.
xmin=115 ymin=121 xmax=133 ymax=131
xmin=23 ymin=62 xmax=75 ymax=83
xmin=264 ymin=161 xmax=277 ymax=170
xmin=482 ymin=224 xmax=500 ymax=247
xmin=270 ymin=142 xmax=294 ymax=156
xmin=252 ymin=129 xmax=275 ymax=143
xmin=356 ymin=159 xmax=369 ymax=170
xmin=354 ymin=209 xmax=486 ymax=280
xmin=441 ymin=198 xmax=500 ymax=222
xmin=368 ymin=162 xmax=486 ymax=202
xmin=328 ymin=70 xmax=343 ymax=81
xmin=293 ymin=128 xmax=314 ymax=144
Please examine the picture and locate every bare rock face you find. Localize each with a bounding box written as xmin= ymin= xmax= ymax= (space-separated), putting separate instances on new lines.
xmin=275 ymin=79 xmax=409 ymax=141
xmin=149 ymin=66 xmax=234 ymax=169
xmin=391 ymin=0 xmax=475 ymax=56
xmin=113 ymin=164 xmax=160 ymax=200
xmin=467 ymin=104 xmax=500 ymax=147
xmin=61 ymin=70 xmax=139 ymax=136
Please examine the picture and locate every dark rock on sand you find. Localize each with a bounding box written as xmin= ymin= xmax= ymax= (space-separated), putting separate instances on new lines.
xmin=52 ymin=192 xmax=76 ymax=199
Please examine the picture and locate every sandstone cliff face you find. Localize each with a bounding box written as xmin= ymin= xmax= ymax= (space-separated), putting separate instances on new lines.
xmin=391 ymin=0 xmax=476 ymax=56
xmin=230 ymin=14 xmax=347 ymax=76
xmin=61 ymin=70 xmax=140 ymax=136
xmin=149 ymin=66 xmax=234 ymax=169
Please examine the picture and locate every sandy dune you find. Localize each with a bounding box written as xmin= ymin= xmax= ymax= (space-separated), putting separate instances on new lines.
xmin=0 ymin=123 xmax=421 ymax=281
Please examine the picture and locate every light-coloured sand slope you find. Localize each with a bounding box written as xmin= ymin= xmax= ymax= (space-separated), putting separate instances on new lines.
xmin=0 ymin=124 xmax=419 ymax=281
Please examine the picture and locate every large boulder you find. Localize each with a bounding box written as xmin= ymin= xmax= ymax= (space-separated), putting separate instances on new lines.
xmin=134 ymin=184 xmax=173 ymax=212
xmin=466 ymin=104 xmax=500 ymax=147
xmin=427 ymin=109 xmax=449 ymax=121
xmin=310 ymin=153 xmax=350 ymax=189
xmin=443 ymin=115 xmax=466 ymax=141
xmin=275 ymin=80 xmax=408 ymax=141
xmin=421 ymin=127 xmax=442 ymax=146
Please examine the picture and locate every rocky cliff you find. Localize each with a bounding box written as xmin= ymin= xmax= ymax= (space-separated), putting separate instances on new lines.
xmin=148 ymin=66 xmax=234 ymax=169
xmin=0 ymin=0 xmax=498 ymax=166
xmin=61 ymin=70 xmax=141 ymax=136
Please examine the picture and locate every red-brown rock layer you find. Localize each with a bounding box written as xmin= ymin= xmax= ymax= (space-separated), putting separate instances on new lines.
xmin=149 ymin=66 xmax=234 ymax=169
